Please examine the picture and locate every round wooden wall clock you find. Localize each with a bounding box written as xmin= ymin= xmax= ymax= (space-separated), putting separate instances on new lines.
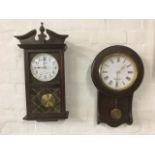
xmin=91 ymin=45 xmax=144 ymax=127
xmin=15 ymin=23 xmax=69 ymax=121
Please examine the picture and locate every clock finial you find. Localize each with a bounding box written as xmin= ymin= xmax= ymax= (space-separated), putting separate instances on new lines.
xmin=39 ymin=22 xmax=46 ymax=43
xmin=40 ymin=22 xmax=45 ymax=34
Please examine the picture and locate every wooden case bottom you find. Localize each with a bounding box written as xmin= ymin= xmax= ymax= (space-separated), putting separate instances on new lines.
xmin=23 ymin=111 xmax=69 ymax=121
xmin=97 ymin=91 xmax=133 ymax=127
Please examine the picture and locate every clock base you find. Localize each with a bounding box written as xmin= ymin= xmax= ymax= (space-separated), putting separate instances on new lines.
xmin=23 ymin=111 xmax=69 ymax=121
xmin=97 ymin=91 xmax=133 ymax=127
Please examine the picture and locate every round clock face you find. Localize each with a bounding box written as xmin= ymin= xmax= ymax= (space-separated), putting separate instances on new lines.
xmin=99 ymin=53 xmax=138 ymax=91
xmin=30 ymin=53 xmax=59 ymax=82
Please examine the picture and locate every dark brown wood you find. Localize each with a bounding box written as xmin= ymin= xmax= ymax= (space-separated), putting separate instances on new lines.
xmin=91 ymin=45 xmax=144 ymax=127
xmin=15 ymin=23 xmax=69 ymax=121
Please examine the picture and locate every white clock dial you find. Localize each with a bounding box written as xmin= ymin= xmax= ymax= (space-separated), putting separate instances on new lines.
xmin=30 ymin=53 xmax=59 ymax=82
xmin=99 ymin=54 xmax=138 ymax=91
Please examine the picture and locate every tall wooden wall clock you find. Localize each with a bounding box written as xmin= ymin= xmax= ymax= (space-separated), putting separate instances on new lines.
xmin=15 ymin=23 xmax=69 ymax=121
xmin=91 ymin=45 xmax=144 ymax=127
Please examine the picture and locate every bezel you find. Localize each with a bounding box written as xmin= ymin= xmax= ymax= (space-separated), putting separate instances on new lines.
xmin=91 ymin=45 xmax=144 ymax=96
xmin=98 ymin=53 xmax=138 ymax=91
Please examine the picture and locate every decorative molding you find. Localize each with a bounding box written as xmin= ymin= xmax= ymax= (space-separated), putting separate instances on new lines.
xmin=15 ymin=23 xmax=68 ymax=47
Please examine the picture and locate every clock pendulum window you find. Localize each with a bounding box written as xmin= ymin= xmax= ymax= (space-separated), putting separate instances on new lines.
xmin=91 ymin=45 xmax=144 ymax=127
xmin=15 ymin=23 xmax=69 ymax=121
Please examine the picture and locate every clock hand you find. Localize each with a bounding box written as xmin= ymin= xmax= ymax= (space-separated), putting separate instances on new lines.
xmin=36 ymin=66 xmax=47 ymax=69
xmin=121 ymin=65 xmax=126 ymax=71
xmin=43 ymin=56 xmax=46 ymax=65
xmin=115 ymin=71 xmax=119 ymax=88
xmin=117 ymin=65 xmax=126 ymax=74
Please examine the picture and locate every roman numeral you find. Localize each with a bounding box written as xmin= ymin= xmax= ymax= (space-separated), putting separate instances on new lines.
xmin=110 ymin=59 xmax=114 ymax=63
xmin=128 ymin=71 xmax=133 ymax=74
xmin=115 ymin=81 xmax=118 ymax=88
xmin=126 ymin=76 xmax=131 ymax=81
xmin=39 ymin=74 xmax=42 ymax=78
xmin=108 ymin=80 xmax=113 ymax=85
xmin=117 ymin=57 xmax=120 ymax=62
xmin=127 ymin=64 xmax=131 ymax=68
xmin=102 ymin=70 xmax=107 ymax=73
xmin=43 ymin=56 xmax=46 ymax=61
xmin=35 ymin=61 xmax=39 ymax=65
xmin=123 ymin=58 xmax=126 ymax=64
xmin=105 ymin=64 xmax=109 ymax=67
xmin=122 ymin=81 xmax=125 ymax=85
xmin=104 ymin=76 xmax=109 ymax=80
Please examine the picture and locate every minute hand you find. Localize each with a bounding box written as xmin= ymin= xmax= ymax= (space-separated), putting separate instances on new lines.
xmin=118 ymin=65 xmax=126 ymax=73
xmin=115 ymin=72 xmax=119 ymax=88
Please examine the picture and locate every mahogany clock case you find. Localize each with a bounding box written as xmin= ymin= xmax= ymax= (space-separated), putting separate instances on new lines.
xmin=91 ymin=45 xmax=144 ymax=96
xmin=91 ymin=45 xmax=144 ymax=127
xmin=15 ymin=23 xmax=69 ymax=121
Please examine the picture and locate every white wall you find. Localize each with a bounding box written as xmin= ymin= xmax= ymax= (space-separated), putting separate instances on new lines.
xmin=0 ymin=19 xmax=155 ymax=134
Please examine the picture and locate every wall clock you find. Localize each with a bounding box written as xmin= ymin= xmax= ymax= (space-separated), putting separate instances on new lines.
xmin=15 ymin=23 xmax=69 ymax=121
xmin=91 ymin=45 xmax=144 ymax=127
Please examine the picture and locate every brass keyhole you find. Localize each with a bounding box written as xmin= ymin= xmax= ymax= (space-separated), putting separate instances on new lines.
xmin=41 ymin=93 xmax=55 ymax=108
xmin=110 ymin=108 xmax=122 ymax=121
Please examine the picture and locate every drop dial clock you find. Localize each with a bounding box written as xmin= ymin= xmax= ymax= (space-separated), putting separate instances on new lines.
xmin=91 ymin=45 xmax=144 ymax=127
xmin=15 ymin=23 xmax=69 ymax=121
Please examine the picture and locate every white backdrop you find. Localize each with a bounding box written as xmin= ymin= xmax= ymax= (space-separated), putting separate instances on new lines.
xmin=0 ymin=19 xmax=155 ymax=134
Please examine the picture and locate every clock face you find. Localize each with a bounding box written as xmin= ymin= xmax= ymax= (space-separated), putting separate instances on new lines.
xmin=99 ymin=53 xmax=138 ymax=91
xmin=30 ymin=53 xmax=59 ymax=82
